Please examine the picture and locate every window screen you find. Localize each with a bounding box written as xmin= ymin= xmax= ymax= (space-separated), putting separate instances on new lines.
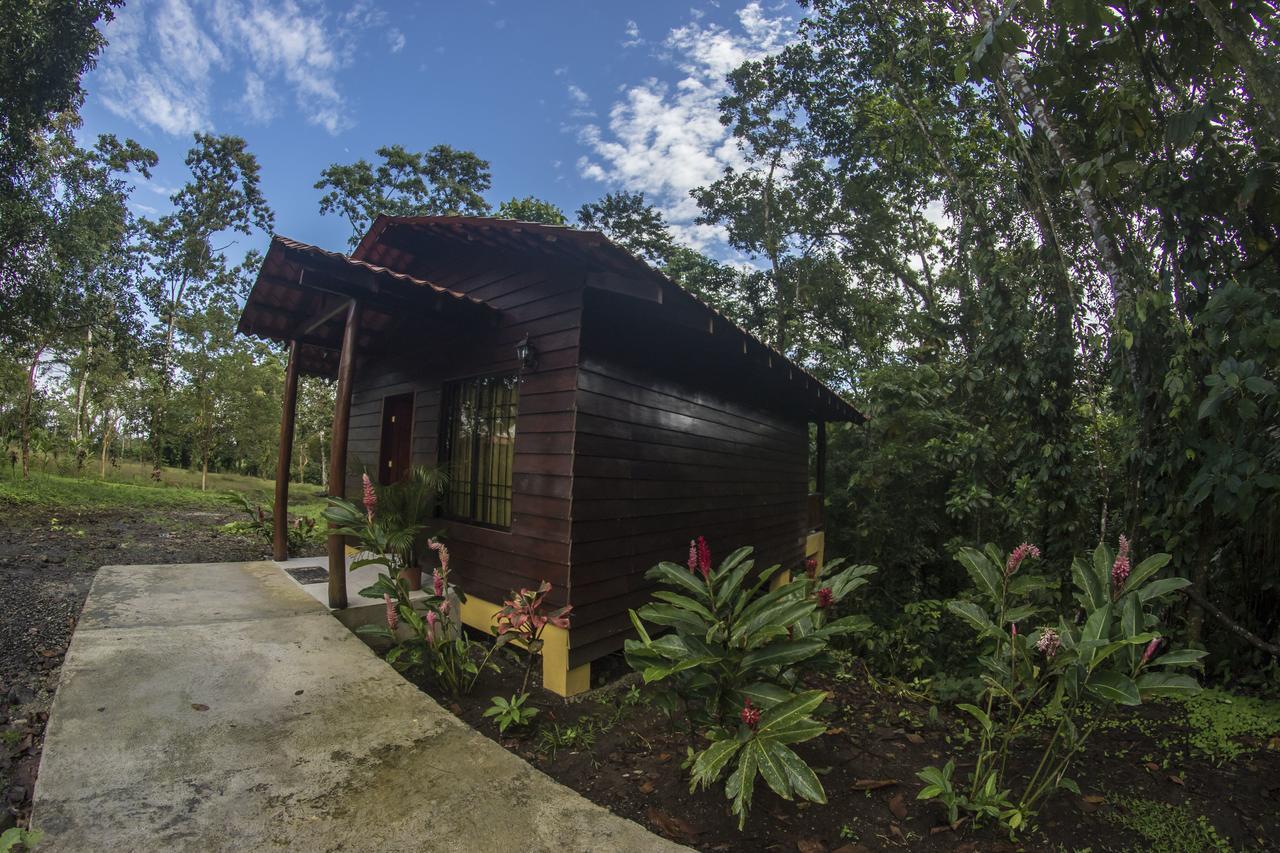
xmin=440 ymin=372 xmax=519 ymax=528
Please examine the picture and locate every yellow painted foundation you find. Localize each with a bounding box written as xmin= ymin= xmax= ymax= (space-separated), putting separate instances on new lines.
xmin=457 ymin=594 xmax=590 ymax=698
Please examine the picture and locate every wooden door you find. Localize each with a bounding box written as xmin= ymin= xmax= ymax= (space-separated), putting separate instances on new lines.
xmin=378 ymin=393 xmax=414 ymax=485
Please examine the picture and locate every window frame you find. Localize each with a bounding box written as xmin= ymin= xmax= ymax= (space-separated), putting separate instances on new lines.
xmin=437 ymin=370 xmax=520 ymax=531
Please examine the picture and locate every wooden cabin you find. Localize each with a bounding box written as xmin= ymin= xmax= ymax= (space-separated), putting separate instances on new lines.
xmin=238 ymin=216 xmax=862 ymax=695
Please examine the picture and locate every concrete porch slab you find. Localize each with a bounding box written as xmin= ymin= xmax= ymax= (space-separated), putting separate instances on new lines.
xmin=32 ymin=561 xmax=687 ymax=852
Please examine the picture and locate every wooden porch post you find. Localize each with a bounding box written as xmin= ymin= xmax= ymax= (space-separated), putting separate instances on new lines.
xmin=327 ymin=300 xmax=361 ymax=609
xmin=272 ymin=340 xmax=300 ymax=561
xmin=815 ymin=420 xmax=827 ymax=495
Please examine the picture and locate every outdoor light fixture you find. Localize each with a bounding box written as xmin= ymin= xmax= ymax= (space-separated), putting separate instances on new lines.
xmin=516 ymin=334 xmax=538 ymax=371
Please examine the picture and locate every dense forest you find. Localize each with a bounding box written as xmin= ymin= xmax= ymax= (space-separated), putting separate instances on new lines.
xmin=1 ymin=0 xmax=1276 ymax=687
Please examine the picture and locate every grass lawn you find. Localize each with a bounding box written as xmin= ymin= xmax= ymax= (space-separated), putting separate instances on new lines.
xmin=0 ymin=461 xmax=328 ymax=520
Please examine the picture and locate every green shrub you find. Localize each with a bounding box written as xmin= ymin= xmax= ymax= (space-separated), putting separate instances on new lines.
xmin=624 ymin=539 xmax=877 ymax=828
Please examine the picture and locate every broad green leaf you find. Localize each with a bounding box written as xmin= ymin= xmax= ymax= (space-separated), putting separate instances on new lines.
xmin=1003 ymin=604 xmax=1039 ymax=623
xmin=741 ymin=638 xmax=825 ymax=670
xmin=1136 ymin=671 xmax=1201 ymax=698
xmin=1008 ymin=573 xmax=1052 ymax=595
xmin=1087 ymin=670 xmax=1141 ymax=706
xmin=1124 ymin=553 xmax=1172 ymax=594
xmin=636 ymin=602 xmax=709 ymax=634
xmin=1151 ymin=649 xmax=1207 ymax=668
xmin=728 ymin=744 xmax=759 ymax=829
xmin=751 ymin=739 xmax=792 ymax=800
xmin=765 ymin=718 xmax=827 ymax=745
xmin=946 ymin=600 xmax=997 ymax=636
xmin=956 ymin=547 xmax=1002 ymax=606
xmin=757 ymin=689 xmax=827 ymax=735
xmin=1082 ymin=603 xmax=1112 ymax=645
xmin=651 ymin=590 xmax=716 ymax=621
xmin=627 ymin=609 xmax=652 ymax=645
xmin=1072 ymin=555 xmax=1106 ymax=610
xmin=737 ymin=682 xmax=793 ymax=709
xmin=1091 ymin=543 xmax=1113 ymax=597
xmin=691 ymin=738 xmax=741 ymax=786
xmin=957 ymin=702 xmax=993 ymax=735
xmin=642 ymin=656 xmax=721 ymax=684
xmin=1139 ymin=577 xmax=1190 ymax=601
xmin=764 ymin=739 xmax=826 ymax=803
xmin=646 ymin=561 xmax=712 ymax=603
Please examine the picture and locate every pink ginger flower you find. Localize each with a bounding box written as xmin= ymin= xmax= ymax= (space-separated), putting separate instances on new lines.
xmin=429 ymin=539 xmax=450 ymax=574
xmin=426 ymin=609 xmax=439 ymax=643
xmin=817 ymin=587 xmax=835 ymax=609
xmin=1140 ymin=636 xmax=1162 ymax=666
xmin=433 ymin=569 xmax=444 ymax=597
xmin=383 ymin=594 xmax=397 ymax=629
xmin=688 ymin=539 xmax=699 ymax=574
xmin=688 ymin=536 xmax=711 ymax=578
xmin=361 ymin=473 xmax=377 ymax=520
xmin=1036 ymin=627 xmax=1061 ymax=658
xmin=1112 ymin=535 xmax=1132 ymax=592
xmin=1006 ymin=543 xmax=1041 ymax=576
xmin=804 ymin=557 xmax=818 ymax=577
xmin=740 ymin=699 xmax=761 ymax=729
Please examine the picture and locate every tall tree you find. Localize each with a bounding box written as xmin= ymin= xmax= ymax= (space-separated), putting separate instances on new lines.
xmin=576 ymin=191 xmax=677 ymax=266
xmin=316 ymin=144 xmax=492 ymax=247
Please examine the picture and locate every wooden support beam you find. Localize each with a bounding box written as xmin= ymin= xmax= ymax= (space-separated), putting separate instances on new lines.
xmin=272 ymin=340 xmax=301 ymax=561
xmin=326 ymin=300 xmax=361 ymax=609
xmin=815 ymin=420 xmax=827 ymax=496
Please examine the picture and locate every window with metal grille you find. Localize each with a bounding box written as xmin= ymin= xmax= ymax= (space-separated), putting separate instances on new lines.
xmin=440 ymin=372 xmax=519 ymax=528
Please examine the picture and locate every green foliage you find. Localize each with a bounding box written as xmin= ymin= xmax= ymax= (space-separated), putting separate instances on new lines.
xmin=495 ymin=196 xmax=567 ymax=225
xmin=576 ymin=190 xmax=676 ymax=266
xmin=534 ymin=720 xmax=598 ymax=758
xmin=370 ymin=465 xmax=448 ymax=565
xmin=625 ymin=543 xmax=876 ymax=828
xmin=1176 ymin=689 xmax=1280 ymax=765
xmin=688 ymin=689 xmax=831 ymax=829
xmin=918 ymin=540 xmax=1201 ymax=831
xmin=224 ymin=492 xmax=319 ymax=551
xmin=0 ymin=826 xmax=42 ymax=853
xmin=316 ymin=144 xmax=492 ymax=247
xmin=482 ymin=692 xmax=538 ymax=734
xmin=1104 ymin=796 xmax=1232 ymax=853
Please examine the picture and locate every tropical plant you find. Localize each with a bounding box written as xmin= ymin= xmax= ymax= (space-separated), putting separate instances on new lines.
xmin=372 ymin=464 xmax=448 ymax=566
xmin=0 ymin=826 xmax=42 ymax=853
xmin=494 ymin=580 xmax=572 ymax=694
xmin=625 ymin=540 xmax=876 ymax=725
xmin=624 ymin=538 xmax=877 ymax=827
xmin=226 ymin=492 xmax=318 ymax=551
xmin=918 ymin=538 xmax=1204 ymax=831
xmin=483 ymin=692 xmax=538 ymax=733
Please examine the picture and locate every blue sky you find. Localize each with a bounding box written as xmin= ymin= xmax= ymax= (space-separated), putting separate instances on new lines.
xmin=79 ymin=0 xmax=800 ymax=258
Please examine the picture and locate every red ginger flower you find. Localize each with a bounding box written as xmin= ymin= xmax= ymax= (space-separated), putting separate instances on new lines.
xmin=741 ymin=699 xmax=761 ymax=729
xmin=1112 ymin=534 xmax=1132 ymax=592
xmin=817 ymin=587 xmax=834 ymax=609
xmin=688 ymin=539 xmax=698 ymax=574
xmin=1006 ymin=542 xmax=1041 ymax=576
xmin=688 ymin=536 xmax=711 ymax=578
xmin=361 ymin=473 xmax=377 ymax=520
xmin=384 ymin=594 xmax=397 ymax=630
xmin=1141 ymin=636 xmax=1162 ymax=666
xmin=804 ymin=557 xmax=818 ymax=577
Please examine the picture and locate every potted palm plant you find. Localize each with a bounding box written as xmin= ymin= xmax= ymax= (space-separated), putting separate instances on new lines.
xmin=372 ymin=465 xmax=448 ymax=590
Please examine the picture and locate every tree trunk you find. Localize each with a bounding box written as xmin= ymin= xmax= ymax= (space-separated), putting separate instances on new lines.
xmin=1186 ymin=518 xmax=1214 ymax=646
xmin=100 ymin=411 xmax=114 ymax=478
xmin=20 ymin=346 xmax=45 ymax=479
xmin=74 ymin=327 xmax=92 ymax=447
xmin=201 ymin=452 xmax=209 ymax=491
xmin=1192 ymin=0 xmax=1280 ymax=140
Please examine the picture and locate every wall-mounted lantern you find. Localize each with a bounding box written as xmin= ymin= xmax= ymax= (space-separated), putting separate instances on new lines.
xmin=515 ymin=334 xmax=538 ymax=371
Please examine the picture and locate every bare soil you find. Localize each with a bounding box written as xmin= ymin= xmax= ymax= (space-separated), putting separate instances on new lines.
xmin=407 ymin=641 xmax=1280 ymax=852
xmin=0 ymin=503 xmax=320 ymax=832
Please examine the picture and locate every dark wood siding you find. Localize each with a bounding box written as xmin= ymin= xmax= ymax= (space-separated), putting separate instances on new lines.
xmin=567 ymin=298 xmax=810 ymax=666
xmin=343 ymin=256 xmax=583 ymax=608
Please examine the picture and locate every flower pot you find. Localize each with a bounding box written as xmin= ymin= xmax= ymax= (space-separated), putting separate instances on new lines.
xmin=400 ymin=564 xmax=422 ymax=591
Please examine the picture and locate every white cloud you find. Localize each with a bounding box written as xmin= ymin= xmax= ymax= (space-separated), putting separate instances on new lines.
xmin=94 ymin=0 xmax=358 ymax=136
xmin=576 ymin=2 xmax=796 ymax=249
xmin=240 ymin=71 xmax=275 ymax=123
xmin=494 ymin=18 xmax=507 ymax=29
xmin=622 ymin=19 xmax=643 ymax=48
xmin=388 ymin=28 xmax=406 ymax=53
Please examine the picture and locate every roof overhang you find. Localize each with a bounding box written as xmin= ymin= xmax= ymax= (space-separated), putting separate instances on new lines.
xmin=237 ymin=235 xmax=498 ymax=377
xmin=354 ymin=216 xmax=864 ymax=422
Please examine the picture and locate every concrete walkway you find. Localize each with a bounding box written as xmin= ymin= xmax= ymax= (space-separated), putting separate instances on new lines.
xmin=32 ymin=561 xmax=687 ymax=852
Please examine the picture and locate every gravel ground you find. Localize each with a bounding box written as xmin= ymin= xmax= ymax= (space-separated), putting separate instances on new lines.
xmin=0 ymin=504 xmax=321 ymax=832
